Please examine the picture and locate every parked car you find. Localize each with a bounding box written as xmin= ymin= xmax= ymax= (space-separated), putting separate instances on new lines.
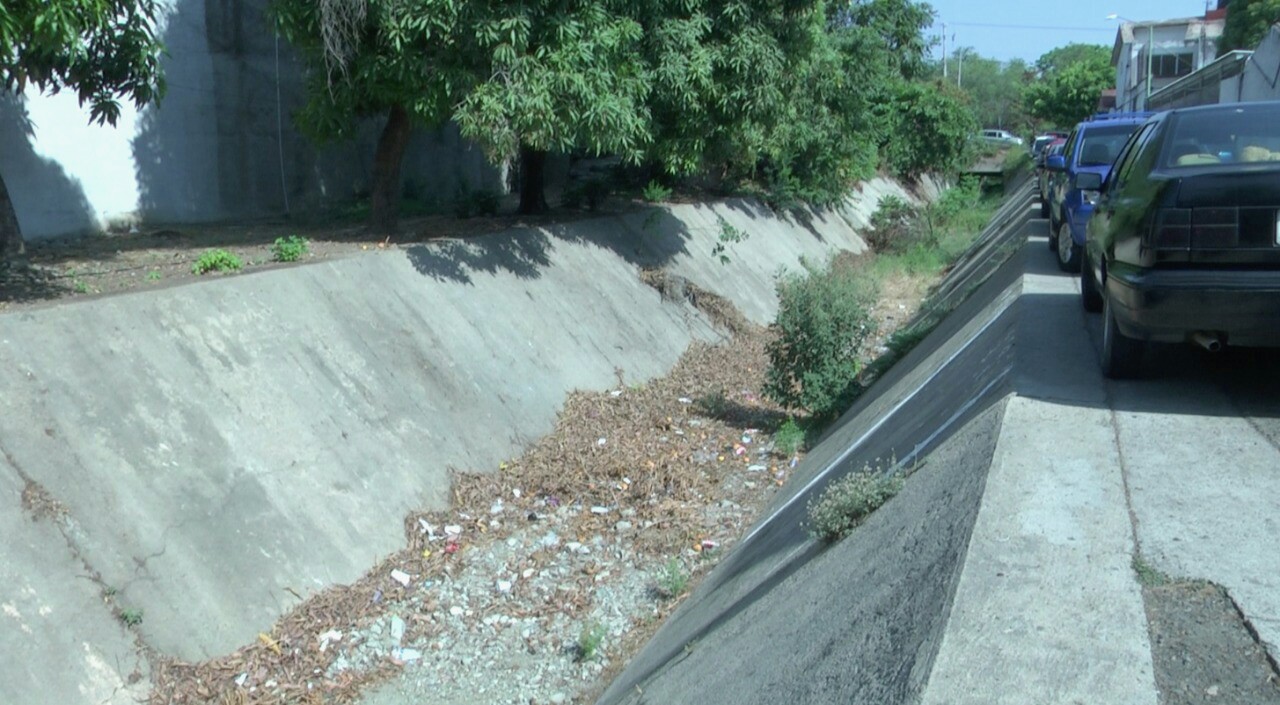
xmin=1032 ymin=131 xmax=1070 ymax=162
xmin=1045 ymin=113 xmax=1152 ymax=272
xmin=1082 ymin=101 xmax=1280 ymax=377
xmin=1037 ymin=139 xmax=1067 ymax=216
xmin=980 ymin=129 xmax=1024 ymax=147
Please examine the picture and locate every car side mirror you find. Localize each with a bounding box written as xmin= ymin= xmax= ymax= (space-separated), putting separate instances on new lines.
xmin=1074 ymin=172 xmax=1104 ymax=190
xmin=1046 ymin=155 xmax=1066 ymax=172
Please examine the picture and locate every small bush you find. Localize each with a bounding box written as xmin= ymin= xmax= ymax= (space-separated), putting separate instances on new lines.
xmin=576 ymin=622 xmax=607 ymax=662
xmin=866 ymin=195 xmax=919 ymax=253
xmin=191 ymin=249 xmax=243 ymax=275
xmin=773 ymin=417 xmax=805 ymax=456
xmin=271 ymin=235 xmax=309 ymax=263
xmin=643 ymin=180 xmax=672 ymax=202
xmin=765 ymin=258 xmax=876 ymax=421
xmin=655 ymin=557 xmax=689 ymax=599
xmin=807 ymin=467 xmax=904 ymax=542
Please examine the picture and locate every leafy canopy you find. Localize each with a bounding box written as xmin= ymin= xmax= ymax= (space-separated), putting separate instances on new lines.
xmin=1219 ymin=0 xmax=1280 ymax=53
xmin=0 ymin=0 xmax=165 ymax=125
xmin=1025 ymin=43 xmax=1112 ymax=128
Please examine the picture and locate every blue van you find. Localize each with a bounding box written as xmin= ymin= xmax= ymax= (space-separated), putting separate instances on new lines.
xmin=1045 ymin=112 xmax=1152 ymax=272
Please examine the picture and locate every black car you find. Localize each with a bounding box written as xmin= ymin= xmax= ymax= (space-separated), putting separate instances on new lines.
xmin=1082 ymin=101 xmax=1280 ymax=377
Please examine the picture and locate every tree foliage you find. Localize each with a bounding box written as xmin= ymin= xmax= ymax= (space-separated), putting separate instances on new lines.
xmin=1219 ymin=0 xmax=1280 ymax=52
xmin=0 ymin=0 xmax=166 ymax=261
xmin=1025 ymin=43 xmax=1112 ymax=128
xmin=274 ymin=0 xmax=971 ymax=223
xmin=878 ymin=79 xmax=977 ymax=178
xmin=0 ymin=0 xmax=165 ymax=126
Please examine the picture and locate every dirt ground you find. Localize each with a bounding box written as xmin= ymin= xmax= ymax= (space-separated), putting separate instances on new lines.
xmin=1144 ymin=581 xmax=1280 ymax=705
xmin=0 ymin=196 xmax=613 ymax=311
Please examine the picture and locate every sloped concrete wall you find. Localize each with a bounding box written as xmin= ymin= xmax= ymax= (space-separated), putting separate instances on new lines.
xmin=0 ymin=177 xmax=917 ymax=670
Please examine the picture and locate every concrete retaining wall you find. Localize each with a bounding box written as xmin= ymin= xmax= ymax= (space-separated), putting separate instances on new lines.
xmin=0 ymin=176 xmax=921 ymax=677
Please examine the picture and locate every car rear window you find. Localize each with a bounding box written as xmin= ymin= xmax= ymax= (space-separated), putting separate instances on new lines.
xmin=1164 ymin=104 xmax=1280 ymax=168
xmin=1076 ymin=124 xmax=1142 ymax=167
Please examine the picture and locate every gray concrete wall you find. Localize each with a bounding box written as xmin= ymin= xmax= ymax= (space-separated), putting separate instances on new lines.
xmin=1 ymin=0 xmax=500 ymax=239
xmin=0 ymin=177 xmax=918 ymax=689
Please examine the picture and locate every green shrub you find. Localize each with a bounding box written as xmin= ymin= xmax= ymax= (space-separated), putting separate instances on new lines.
xmin=271 ymin=235 xmax=309 ymax=263
xmin=765 ymin=258 xmax=876 ymax=421
xmin=773 ymin=417 xmax=805 ymax=456
xmin=866 ymin=195 xmax=919 ymax=253
xmin=807 ymin=467 xmax=904 ymax=542
xmin=191 ymin=249 xmax=243 ymax=275
xmin=643 ymin=180 xmax=672 ymax=203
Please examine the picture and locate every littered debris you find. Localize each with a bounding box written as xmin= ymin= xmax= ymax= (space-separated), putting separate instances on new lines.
xmin=390 ymin=570 xmax=412 ymax=587
xmin=318 ymin=630 xmax=343 ymax=652
xmin=610 ymin=390 xmax=623 ymax=397
xmin=590 ymin=506 xmax=610 ymax=515
xmin=597 ymin=437 xmax=608 ymax=446
xmin=678 ymin=397 xmax=693 ymax=404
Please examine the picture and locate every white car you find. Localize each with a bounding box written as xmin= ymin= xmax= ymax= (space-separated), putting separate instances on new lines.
xmin=980 ymin=129 xmax=1024 ymax=146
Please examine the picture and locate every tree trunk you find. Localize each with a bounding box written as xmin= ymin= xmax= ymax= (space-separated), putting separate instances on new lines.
xmin=0 ymin=169 xmax=25 ymax=267
xmin=518 ymin=144 xmax=549 ymax=216
xmin=368 ymin=104 xmax=413 ymax=233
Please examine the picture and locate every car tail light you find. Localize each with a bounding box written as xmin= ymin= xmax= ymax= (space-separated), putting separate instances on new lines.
xmin=1149 ymin=208 xmax=1190 ymax=249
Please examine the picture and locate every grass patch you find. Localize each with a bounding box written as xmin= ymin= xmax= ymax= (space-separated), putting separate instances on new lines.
xmin=807 ymin=463 xmax=904 ymax=542
xmin=773 ymin=417 xmax=806 ymax=456
xmin=118 ymin=608 xmax=144 ymax=627
xmin=576 ymin=621 xmax=607 ymax=662
xmin=654 ymin=556 xmax=690 ymax=599
xmin=1133 ymin=554 xmax=1172 ymax=587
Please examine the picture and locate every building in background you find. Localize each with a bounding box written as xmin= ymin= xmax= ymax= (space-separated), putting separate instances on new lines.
xmin=1110 ymin=6 xmax=1227 ymax=112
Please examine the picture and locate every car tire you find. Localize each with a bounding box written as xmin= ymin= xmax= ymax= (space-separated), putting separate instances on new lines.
xmin=1080 ymin=253 xmax=1103 ymax=313
xmin=1056 ymin=222 xmax=1081 ymax=273
xmin=1101 ymin=294 xmax=1144 ymax=379
xmin=1040 ymin=197 xmax=1050 ymax=219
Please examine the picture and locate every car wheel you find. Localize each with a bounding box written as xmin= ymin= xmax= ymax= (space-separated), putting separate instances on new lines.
xmin=1080 ymin=253 xmax=1103 ymax=312
xmin=1040 ymin=197 xmax=1049 ymax=219
xmin=1101 ymin=294 xmax=1144 ymax=379
xmin=1056 ymin=222 xmax=1081 ymax=273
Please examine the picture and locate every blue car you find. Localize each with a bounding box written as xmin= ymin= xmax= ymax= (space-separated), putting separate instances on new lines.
xmin=1045 ymin=113 xmax=1152 ymax=272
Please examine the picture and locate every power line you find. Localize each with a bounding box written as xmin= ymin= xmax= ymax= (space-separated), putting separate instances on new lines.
xmin=940 ymin=21 xmax=1116 ymax=32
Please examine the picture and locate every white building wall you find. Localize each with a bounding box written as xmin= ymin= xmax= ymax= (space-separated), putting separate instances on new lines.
xmin=1 ymin=0 xmax=500 ymax=241
xmin=1114 ymin=20 xmax=1222 ymax=113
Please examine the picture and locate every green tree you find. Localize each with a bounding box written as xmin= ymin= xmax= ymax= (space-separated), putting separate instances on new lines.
xmin=455 ymin=1 xmax=651 ymax=214
xmin=878 ymin=79 xmax=977 ymax=177
xmin=272 ymin=0 xmax=478 ymax=229
xmin=1219 ymin=0 xmax=1280 ymax=52
xmin=0 ymin=0 xmax=165 ymax=263
xmin=1025 ymin=43 xmax=1112 ymax=128
xmin=946 ymin=50 xmax=1031 ymax=132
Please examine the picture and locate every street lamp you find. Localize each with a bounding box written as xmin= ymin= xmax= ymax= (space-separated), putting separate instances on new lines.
xmin=1108 ymin=13 xmax=1153 ymax=109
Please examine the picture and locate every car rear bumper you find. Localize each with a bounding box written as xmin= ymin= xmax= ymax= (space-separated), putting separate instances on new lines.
xmin=1107 ymin=265 xmax=1280 ymax=346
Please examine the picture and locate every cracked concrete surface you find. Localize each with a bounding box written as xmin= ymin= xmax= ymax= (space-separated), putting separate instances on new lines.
xmin=1 ymin=451 xmax=151 ymax=705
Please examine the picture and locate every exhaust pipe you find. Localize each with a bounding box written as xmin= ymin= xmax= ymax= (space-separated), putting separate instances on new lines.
xmin=1191 ymin=332 xmax=1223 ymax=353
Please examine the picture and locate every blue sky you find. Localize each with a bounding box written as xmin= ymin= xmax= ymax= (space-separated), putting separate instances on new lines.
xmin=927 ymin=0 xmax=1220 ymax=63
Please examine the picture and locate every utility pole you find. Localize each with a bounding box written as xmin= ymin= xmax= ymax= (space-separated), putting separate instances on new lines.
xmin=942 ymin=23 xmax=948 ymax=78
xmin=958 ymin=50 xmax=964 ymax=88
